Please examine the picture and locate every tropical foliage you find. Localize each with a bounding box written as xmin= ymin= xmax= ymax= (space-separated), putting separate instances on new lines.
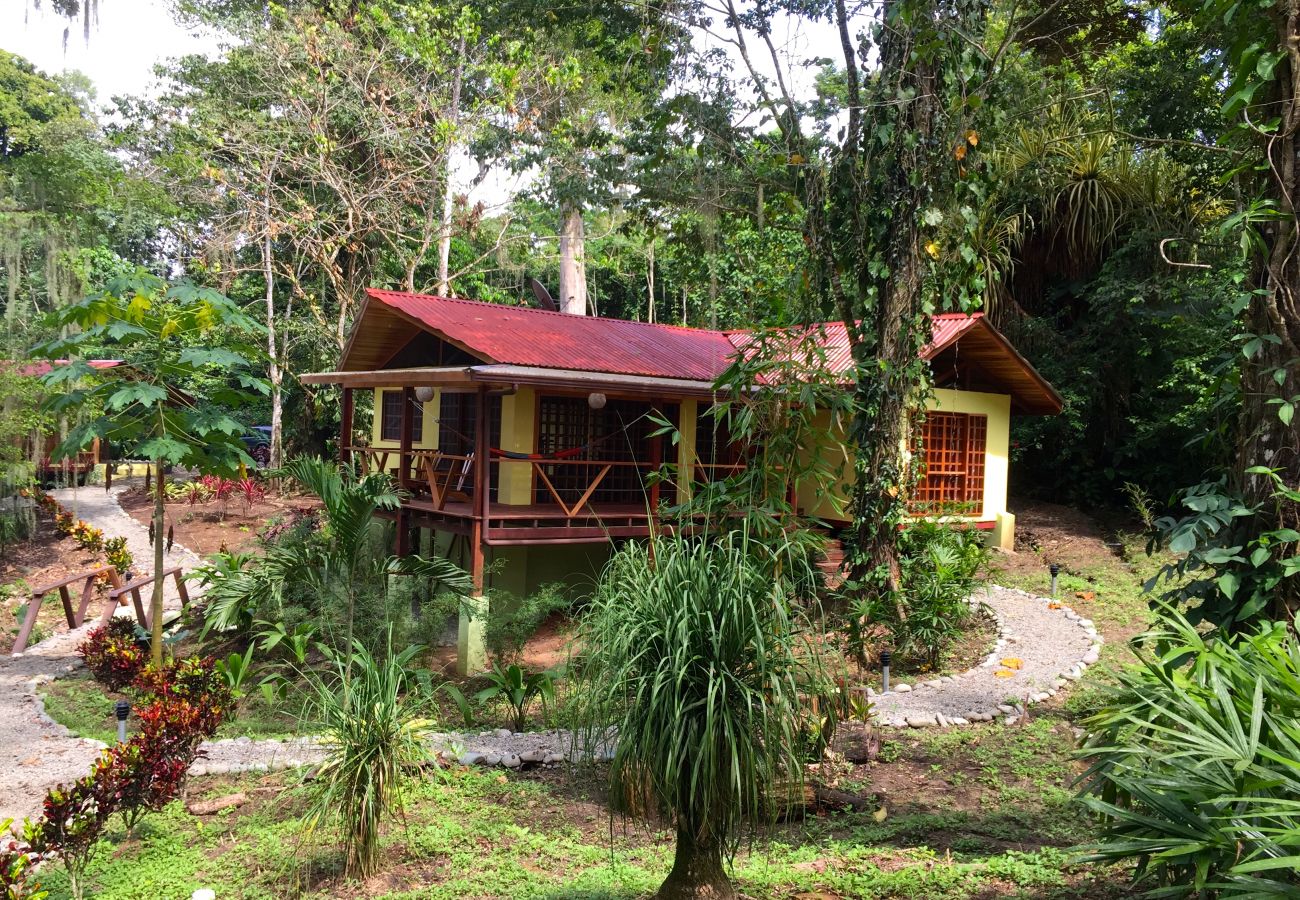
xmin=1079 ymin=609 xmax=1300 ymax=896
xmin=573 ymin=530 xmax=826 ymax=899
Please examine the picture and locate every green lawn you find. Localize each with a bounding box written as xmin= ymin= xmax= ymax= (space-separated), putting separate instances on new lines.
xmin=34 ymin=763 xmax=1129 ymax=900
xmin=39 ymin=671 xmax=306 ymax=744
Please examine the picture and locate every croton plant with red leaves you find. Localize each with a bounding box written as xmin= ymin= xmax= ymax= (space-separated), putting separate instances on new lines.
xmin=77 ymin=618 xmax=147 ymax=692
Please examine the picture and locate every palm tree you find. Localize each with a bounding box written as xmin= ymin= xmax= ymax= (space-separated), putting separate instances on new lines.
xmin=200 ymin=456 xmax=470 ymax=651
xmin=573 ymin=530 xmax=824 ymax=900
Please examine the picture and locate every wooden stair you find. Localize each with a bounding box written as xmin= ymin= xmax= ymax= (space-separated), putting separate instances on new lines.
xmin=816 ymin=537 xmax=851 ymax=591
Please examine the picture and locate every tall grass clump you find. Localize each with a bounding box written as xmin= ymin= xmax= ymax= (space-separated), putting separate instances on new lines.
xmin=1078 ymin=608 xmax=1300 ymax=897
xmin=300 ymin=632 xmax=430 ymax=879
xmin=573 ymin=529 xmax=826 ymax=900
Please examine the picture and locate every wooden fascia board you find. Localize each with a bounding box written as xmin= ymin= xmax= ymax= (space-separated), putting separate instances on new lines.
xmin=299 ymin=368 xmax=477 ymax=388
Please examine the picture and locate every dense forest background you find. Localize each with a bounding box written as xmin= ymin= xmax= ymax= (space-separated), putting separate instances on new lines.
xmin=0 ymin=0 xmax=1280 ymax=515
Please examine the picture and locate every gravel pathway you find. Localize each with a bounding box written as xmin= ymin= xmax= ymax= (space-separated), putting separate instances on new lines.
xmin=0 ymin=483 xmax=200 ymax=824
xmin=868 ymin=584 xmax=1102 ymax=728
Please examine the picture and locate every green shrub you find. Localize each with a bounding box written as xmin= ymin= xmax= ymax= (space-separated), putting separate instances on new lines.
xmin=474 ymin=663 xmax=555 ymax=732
xmin=300 ymin=632 xmax=431 ymax=879
xmin=484 ymin=582 xmax=572 ymax=664
xmin=1077 ymin=609 xmax=1300 ymax=896
xmin=852 ymin=521 xmax=990 ymax=668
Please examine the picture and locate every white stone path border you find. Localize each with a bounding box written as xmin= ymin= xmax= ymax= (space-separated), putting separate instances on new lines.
xmin=866 ymin=584 xmax=1102 ymax=728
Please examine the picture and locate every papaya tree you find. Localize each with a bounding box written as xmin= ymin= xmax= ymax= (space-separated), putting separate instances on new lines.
xmin=33 ymin=270 xmax=267 ymax=664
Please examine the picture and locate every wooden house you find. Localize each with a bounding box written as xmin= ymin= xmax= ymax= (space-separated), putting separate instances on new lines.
xmin=304 ymin=290 xmax=1062 ymax=608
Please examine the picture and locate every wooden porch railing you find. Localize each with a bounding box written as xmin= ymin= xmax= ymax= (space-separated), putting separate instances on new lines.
xmin=108 ymin=566 xmax=191 ymax=630
xmin=12 ymin=566 xmax=122 ymax=654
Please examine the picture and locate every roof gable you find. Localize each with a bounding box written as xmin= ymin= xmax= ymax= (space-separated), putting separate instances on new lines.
xmin=339 ymin=290 xmax=1062 ymax=414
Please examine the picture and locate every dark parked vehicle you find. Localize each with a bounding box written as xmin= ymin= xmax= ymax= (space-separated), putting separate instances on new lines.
xmin=241 ymin=426 xmax=273 ymax=467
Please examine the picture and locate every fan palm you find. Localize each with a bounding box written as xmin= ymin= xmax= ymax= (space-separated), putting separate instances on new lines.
xmin=573 ymin=529 xmax=825 ymax=899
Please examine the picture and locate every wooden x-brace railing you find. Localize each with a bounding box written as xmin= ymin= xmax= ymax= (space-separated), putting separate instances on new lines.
xmin=418 ymin=451 xmax=475 ymax=511
xmin=108 ymin=567 xmax=191 ymax=630
xmin=12 ymin=566 xmax=123 ymax=654
xmin=532 ymin=461 xmax=613 ymax=519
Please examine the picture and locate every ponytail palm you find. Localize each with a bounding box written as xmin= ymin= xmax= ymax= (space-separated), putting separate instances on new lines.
xmin=574 ymin=530 xmax=822 ymax=900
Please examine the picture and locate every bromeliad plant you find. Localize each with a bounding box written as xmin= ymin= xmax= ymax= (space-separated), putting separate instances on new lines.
xmin=573 ymin=529 xmax=826 ymax=900
xmin=1078 ymin=608 xmax=1300 ymax=896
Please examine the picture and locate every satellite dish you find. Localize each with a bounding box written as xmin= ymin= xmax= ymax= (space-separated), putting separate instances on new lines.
xmin=528 ymin=278 xmax=558 ymax=312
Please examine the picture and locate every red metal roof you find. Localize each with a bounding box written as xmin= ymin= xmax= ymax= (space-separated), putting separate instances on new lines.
xmin=365 ymin=289 xmax=736 ymax=380
xmin=5 ymin=360 xmax=123 ymax=377
xmin=354 ymin=290 xmax=1060 ymax=412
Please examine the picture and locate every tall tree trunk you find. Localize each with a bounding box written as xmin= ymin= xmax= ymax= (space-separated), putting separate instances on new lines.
xmin=263 ymin=177 xmax=284 ymax=471
xmin=436 ymin=34 xmax=467 ymax=296
xmin=558 ymin=203 xmax=588 ymax=315
xmin=1245 ymin=3 xmax=1300 ymax=614
xmin=656 ymin=825 xmax=735 ymax=900
xmin=150 ymin=457 xmax=165 ymax=667
xmin=647 ymin=233 xmax=656 ymax=324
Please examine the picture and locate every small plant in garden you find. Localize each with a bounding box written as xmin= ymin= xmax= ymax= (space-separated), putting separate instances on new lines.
xmin=235 ymin=477 xmax=266 ymax=516
xmin=69 ymin=521 xmax=104 ymax=553
xmin=103 ymin=536 xmax=133 ymax=576
xmin=0 ymin=820 xmax=46 ymax=900
xmin=199 ymin=475 xmax=236 ymax=520
xmin=53 ymin=511 xmax=74 ymax=536
xmin=1079 ymin=608 xmax=1300 ymax=896
xmin=216 ymin=644 xmax=257 ymax=697
xmin=28 ymin=655 xmax=232 ymax=897
xmin=475 ymin=663 xmax=555 ymax=732
xmin=848 ymin=520 xmax=990 ymax=669
xmin=301 ymin=633 xmax=430 ymax=879
xmin=78 ymin=617 xmax=147 ymax=691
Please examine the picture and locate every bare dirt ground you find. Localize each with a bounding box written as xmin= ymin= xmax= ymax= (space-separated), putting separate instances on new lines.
xmin=1 ymin=510 xmax=108 ymax=646
xmin=117 ymin=484 xmax=320 ymax=557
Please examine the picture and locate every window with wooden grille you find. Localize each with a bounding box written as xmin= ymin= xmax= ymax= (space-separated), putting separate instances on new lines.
xmin=910 ymin=412 xmax=986 ymax=516
xmin=534 ymin=397 xmax=673 ymax=507
xmin=433 ymin=392 xmax=500 ymax=500
xmin=379 ymin=391 xmax=423 ymax=443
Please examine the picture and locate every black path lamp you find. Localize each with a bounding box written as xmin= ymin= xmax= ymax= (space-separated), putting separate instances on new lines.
xmin=1049 ymin=563 xmax=1061 ymax=598
xmin=115 ymin=699 xmax=130 ymax=744
xmin=880 ymin=648 xmax=893 ymax=694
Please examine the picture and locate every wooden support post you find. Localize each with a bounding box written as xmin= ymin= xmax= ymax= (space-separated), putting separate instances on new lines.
xmin=457 ymin=387 xmax=491 ymax=677
xmin=473 ymin=386 xmax=489 ymax=549
xmin=649 ymin=425 xmax=663 ymax=529
xmin=57 ymin=585 xmax=76 ymax=629
xmin=340 ymin=387 xmax=354 ymax=466
xmin=399 ymin=386 xmax=414 ymax=490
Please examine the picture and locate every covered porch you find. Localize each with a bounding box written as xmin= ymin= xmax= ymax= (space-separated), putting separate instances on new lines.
xmin=301 ymin=363 xmax=735 ymax=592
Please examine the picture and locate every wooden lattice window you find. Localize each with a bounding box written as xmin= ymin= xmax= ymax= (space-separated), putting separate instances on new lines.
xmin=435 ymin=392 xmax=501 ymax=457
xmin=379 ymin=391 xmax=423 ymax=443
xmin=911 ymin=412 xmax=986 ymax=516
xmin=534 ymin=397 xmax=671 ymax=506
xmin=694 ymin=405 xmax=745 ymax=480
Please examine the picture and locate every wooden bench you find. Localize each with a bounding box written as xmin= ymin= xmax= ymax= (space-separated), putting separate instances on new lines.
xmin=13 ymin=566 xmax=123 ymax=655
xmin=108 ymin=567 xmax=191 ymax=629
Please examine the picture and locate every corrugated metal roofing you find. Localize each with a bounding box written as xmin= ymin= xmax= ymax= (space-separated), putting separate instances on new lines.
xmin=7 ymin=360 xmax=123 ymax=377
xmin=368 ymin=289 xmax=735 ymax=380
xmin=367 ymin=290 xmax=982 ymax=382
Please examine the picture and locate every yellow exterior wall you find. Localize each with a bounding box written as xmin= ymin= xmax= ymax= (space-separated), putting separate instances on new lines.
xmin=498 ymin=387 xmax=536 ymax=506
xmin=795 ymin=388 xmax=1012 ymax=529
xmin=929 ymin=388 xmax=1011 ymax=523
xmin=370 ymin=388 xmax=438 ymax=450
xmin=676 ymin=398 xmax=698 ymax=505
